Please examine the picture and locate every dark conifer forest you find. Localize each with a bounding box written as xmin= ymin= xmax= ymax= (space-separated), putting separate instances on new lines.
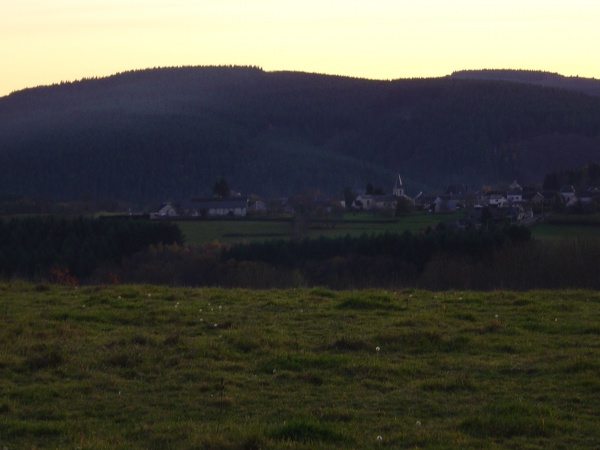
xmin=0 ymin=216 xmax=183 ymax=280
xmin=1 ymin=66 xmax=600 ymax=205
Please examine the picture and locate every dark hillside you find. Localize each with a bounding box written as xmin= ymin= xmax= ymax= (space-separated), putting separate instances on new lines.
xmin=1 ymin=66 xmax=600 ymax=205
xmin=451 ymin=69 xmax=600 ymax=97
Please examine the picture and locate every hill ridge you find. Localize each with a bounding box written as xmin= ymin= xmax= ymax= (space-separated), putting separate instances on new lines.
xmin=450 ymin=69 xmax=600 ymax=97
xmin=1 ymin=66 xmax=600 ymax=205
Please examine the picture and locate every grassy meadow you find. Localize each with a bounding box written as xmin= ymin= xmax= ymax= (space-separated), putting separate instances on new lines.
xmin=2 ymin=283 xmax=600 ymax=448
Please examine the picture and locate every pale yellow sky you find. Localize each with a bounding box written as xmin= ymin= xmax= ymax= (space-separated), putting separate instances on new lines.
xmin=2 ymin=0 xmax=600 ymax=97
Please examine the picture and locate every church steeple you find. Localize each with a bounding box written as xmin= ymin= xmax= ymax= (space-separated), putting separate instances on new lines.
xmin=393 ymin=173 xmax=404 ymax=197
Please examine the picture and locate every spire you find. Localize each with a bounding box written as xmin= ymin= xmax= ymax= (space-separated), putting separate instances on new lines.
xmin=393 ymin=173 xmax=404 ymax=197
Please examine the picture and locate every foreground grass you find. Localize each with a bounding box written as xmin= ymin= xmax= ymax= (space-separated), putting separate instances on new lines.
xmin=1 ymin=283 xmax=599 ymax=449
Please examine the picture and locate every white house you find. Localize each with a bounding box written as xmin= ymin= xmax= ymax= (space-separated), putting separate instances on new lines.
xmin=353 ymin=194 xmax=376 ymax=210
xmin=374 ymin=195 xmax=399 ymax=210
xmin=559 ymin=185 xmax=576 ymax=203
xmin=150 ymin=202 xmax=179 ymax=219
xmin=189 ymin=197 xmax=248 ymax=217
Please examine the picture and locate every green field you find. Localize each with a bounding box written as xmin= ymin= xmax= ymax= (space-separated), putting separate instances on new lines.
xmin=175 ymin=212 xmax=600 ymax=246
xmin=2 ymin=283 xmax=599 ymax=448
xmin=530 ymin=223 xmax=600 ymax=239
xmin=176 ymin=212 xmax=462 ymax=245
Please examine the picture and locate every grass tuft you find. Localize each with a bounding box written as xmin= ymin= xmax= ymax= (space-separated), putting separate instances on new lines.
xmin=421 ymin=375 xmax=476 ymax=392
xmin=338 ymin=296 xmax=397 ymax=310
xmin=461 ymin=401 xmax=557 ymax=438
xmin=326 ymin=337 xmax=371 ymax=352
xmin=269 ymin=419 xmax=346 ymax=444
xmin=23 ymin=346 xmax=64 ymax=371
xmin=309 ymin=287 xmax=337 ymax=298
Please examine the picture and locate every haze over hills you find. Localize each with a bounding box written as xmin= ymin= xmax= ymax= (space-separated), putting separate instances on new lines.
xmin=1 ymin=66 xmax=600 ymax=207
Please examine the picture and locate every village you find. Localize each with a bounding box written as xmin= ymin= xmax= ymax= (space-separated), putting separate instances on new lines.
xmin=151 ymin=173 xmax=600 ymax=226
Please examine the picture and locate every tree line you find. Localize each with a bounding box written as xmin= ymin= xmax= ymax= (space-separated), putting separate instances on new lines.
xmin=222 ymin=224 xmax=531 ymax=270
xmin=5 ymin=216 xmax=600 ymax=290
xmin=0 ymin=216 xmax=183 ymax=281
xmin=543 ymin=162 xmax=600 ymax=190
xmin=109 ymin=225 xmax=600 ymax=290
xmin=99 ymin=224 xmax=540 ymax=289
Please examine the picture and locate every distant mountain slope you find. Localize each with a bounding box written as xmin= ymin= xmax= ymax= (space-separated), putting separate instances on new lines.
xmin=451 ymin=69 xmax=600 ymax=97
xmin=1 ymin=66 xmax=600 ymax=206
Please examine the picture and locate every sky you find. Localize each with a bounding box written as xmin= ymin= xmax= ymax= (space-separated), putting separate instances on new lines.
xmin=2 ymin=0 xmax=600 ymax=97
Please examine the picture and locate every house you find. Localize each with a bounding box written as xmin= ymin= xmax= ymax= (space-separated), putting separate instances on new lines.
xmin=445 ymin=184 xmax=468 ymax=196
xmin=487 ymin=194 xmax=508 ymax=208
xmin=559 ymin=185 xmax=576 ymax=203
xmin=504 ymin=204 xmax=525 ymax=223
xmin=442 ymin=183 xmax=478 ymax=210
xmin=506 ymin=181 xmax=523 ymax=203
xmin=150 ymin=202 xmax=179 ymax=219
xmin=373 ymin=195 xmax=399 ymax=210
xmin=523 ymin=191 xmax=545 ymax=204
xmin=353 ymin=194 xmax=376 ymax=211
xmin=577 ymin=187 xmax=600 ymax=205
xmin=189 ymin=197 xmax=248 ymax=217
xmin=434 ymin=197 xmax=457 ymax=213
xmin=413 ymin=192 xmax=437 ymax=211
xmin=248 ymin=199 xmax=268 ymax=215
xmin=522 ymin=191 xmax=546 ymax=212
xmin=507 ymin=189 xmax=523 ymax=203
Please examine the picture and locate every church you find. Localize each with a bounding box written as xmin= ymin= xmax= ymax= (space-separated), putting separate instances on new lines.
xmin=352 ymin=174 xmax=409 ymax=212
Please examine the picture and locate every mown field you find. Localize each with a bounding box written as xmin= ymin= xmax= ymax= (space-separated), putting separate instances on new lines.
xmin=2 ymin=283 xmax=599 ymax=449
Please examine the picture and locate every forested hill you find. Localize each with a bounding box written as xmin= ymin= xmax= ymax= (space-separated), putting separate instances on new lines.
xmin=2 ymin=65 xmax=600 ymax=206
xmin=451 ymin=69 xmax=600 ymax=97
